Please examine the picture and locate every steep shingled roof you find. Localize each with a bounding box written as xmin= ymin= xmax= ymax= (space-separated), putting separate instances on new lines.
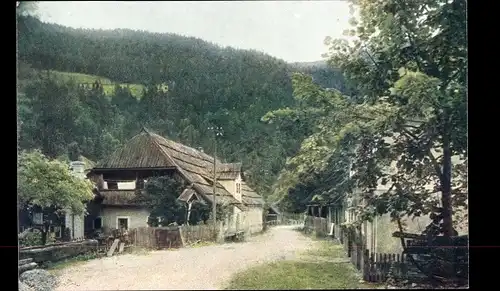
xmin=241 ymin=182 xmax=265 ymax=206
xmin=95 ymin=128 xmax=245 ymax=208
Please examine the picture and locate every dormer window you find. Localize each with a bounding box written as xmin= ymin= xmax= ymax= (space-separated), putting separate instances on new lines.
xmin=236 ymin=182 xmax=241 ymax=194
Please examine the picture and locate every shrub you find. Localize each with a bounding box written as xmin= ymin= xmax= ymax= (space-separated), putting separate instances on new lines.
xmin=19 ymin=231 xmax=43 ymax=247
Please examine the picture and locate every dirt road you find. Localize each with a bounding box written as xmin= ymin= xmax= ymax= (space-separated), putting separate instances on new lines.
xmin=55 ymin=225 xmax=315 ymax=290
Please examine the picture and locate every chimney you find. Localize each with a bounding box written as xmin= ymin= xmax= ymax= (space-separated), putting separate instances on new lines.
xmin=70 ymin=161 xmax=86 ymax=179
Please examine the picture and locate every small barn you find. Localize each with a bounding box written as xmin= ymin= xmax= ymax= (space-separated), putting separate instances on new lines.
xmin=266 ymin=204 xmax=281 ymax=224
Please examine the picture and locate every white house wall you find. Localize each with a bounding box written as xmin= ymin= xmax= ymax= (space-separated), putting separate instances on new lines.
xmin=363 ymin=213 xmax=432 ymax=254
xmin=246 ymin=206 xmax=263 ymax=234
xmin=64 ymin=210 xmax=85 ymax=240
xmin=100 ymin=207 xmax=150 ymax=233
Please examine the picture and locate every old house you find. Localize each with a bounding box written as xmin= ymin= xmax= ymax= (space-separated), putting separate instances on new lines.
xmin=321 ymin=152 xmax=468 ymax=255
xmin=86 ymin=128 xmax=265 ymax=236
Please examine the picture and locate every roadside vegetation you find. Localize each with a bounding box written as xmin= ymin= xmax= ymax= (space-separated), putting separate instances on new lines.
xmin=226 ymin=232 xmax=380 ymax=290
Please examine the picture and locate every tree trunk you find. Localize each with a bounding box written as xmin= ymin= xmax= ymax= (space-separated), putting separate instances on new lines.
xmin=441 ymin=133 xmax=454 ymax=237
xmin=41 ymin=228 xmax=48 ymax=245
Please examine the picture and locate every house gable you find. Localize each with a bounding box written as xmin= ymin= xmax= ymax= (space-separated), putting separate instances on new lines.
xmin=97 ymin=129 xmax=176 ymax=169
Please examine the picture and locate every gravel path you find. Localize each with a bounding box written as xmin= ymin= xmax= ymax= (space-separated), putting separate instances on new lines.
xmin=55 ymin=225 xmax=315 ymax=290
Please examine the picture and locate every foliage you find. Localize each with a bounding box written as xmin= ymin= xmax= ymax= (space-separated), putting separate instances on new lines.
xmin=226 ymin=239 xmax=371 ymax=290
xmin=136 ymin=176 xmax=188 ymax=226
xmin=17 ymin=150 xmax=95 ymax=215
xmin=188 ymin=201 xmax=211 ymax=225
xmin=267 ymin=0 xmax=467 ymax=236
xmin=137 ymin=176 xmax=230 ymax=225
xmin=19 ymin=231 xmax=43 ymax=247
xmin=216 ymin=204 xmax=233 ymax=223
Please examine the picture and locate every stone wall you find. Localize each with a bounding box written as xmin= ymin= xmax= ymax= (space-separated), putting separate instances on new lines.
xmin=19 ymin=240 xmax=98 ymax=263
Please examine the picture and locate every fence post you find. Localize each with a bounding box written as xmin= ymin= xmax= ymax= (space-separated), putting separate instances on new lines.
xmin=382 ymin=253 xmax=387 ymax=282
xmin=178 ymin=226 xmax=185 ymax=247
xmin=370 ymin=251 xmax=375 ymax=282
xmin=363 ymin=249 xmax=370 ymax=281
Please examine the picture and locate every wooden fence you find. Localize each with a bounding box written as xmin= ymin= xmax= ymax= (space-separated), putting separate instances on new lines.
xmin=304 ymin=215 xmax=410 ymax=283
xmin=304 ymin=216 xmax=328 ymax=237
xmin=363 ymin=250 xmax=409 ymax=282
xmin=304 ymin=215 xmax=468 ymax=285
xmin=129 ymin=224 xmax=219 ymax=250
xmin=339 ymin=226 xmax=410 ymax=283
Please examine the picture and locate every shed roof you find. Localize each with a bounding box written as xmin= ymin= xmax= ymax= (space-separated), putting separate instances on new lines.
xmin=268 ymin=204 xmax=281 ymax=215
xmin=241 ymin=182 xmax=265 ymax=206
xmin=178 ymin=188 xmax=205 ymax=203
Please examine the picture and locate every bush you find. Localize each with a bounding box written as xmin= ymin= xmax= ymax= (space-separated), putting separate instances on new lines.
xmin=19 ymin=231 xmax=43 ymax=247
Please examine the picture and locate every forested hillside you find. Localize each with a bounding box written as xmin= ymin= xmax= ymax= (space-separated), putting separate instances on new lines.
xmin=17 ymin=15 xmax=346 ymax=197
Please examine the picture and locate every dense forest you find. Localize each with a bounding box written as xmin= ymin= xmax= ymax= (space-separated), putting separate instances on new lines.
xmin=17 ymin=15 xmax=346 ymax=197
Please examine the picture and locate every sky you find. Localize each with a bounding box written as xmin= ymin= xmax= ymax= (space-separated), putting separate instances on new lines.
xmin=35 ymin=1 xmax=354 ymax=63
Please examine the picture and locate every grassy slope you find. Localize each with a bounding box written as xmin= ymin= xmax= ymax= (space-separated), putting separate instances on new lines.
xmin=18 ymin=62 xmax=146 ymax=99
xmin=226 ymin=236 xmax=382 ymax=290
xmin=42 ymin=70 xmax=146 ymax=98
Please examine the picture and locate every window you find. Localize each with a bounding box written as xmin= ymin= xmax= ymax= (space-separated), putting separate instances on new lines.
xmin=107 ymin=181 xmax=118 ymax=190
xmin=236 ymin=183 xmax=241 ymax=194
xmin=49 ymin=226 xmax=62 ymax=238
xmin=116 ymin=217 xmax=129 ymax=230
xmin=33 ymin=213 xmax=43 ymax=225
xmin=94 ymin=217 xmax=102 ymax=229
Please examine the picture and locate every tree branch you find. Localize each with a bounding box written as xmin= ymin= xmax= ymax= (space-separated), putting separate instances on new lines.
xmin=399 ymin=127 xmax=443 ymax=179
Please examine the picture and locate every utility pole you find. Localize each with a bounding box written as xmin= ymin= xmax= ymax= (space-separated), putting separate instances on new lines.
xmin=212 ymin=134 xmax=217 ymax=227
xmin=208 ymin=126 xmax=223 ymax=227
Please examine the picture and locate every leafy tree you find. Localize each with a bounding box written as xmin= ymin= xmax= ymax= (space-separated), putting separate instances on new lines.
xmin=327 ymin=0 xmax=467 ymax=236
xmin=135 ymin=176 xmax=188 ymax=226
xmin=267 ymin=0 xmax=467 ymax=237
xmin=188 ymin=201 xmax=211 ymax=225
xmin=17 ymin=150 xmax=94 ymax=244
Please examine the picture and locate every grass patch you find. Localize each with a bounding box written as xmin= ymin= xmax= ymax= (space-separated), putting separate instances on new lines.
xmin=226 ymin=231 xmax=379 ymax=290
xmin=226 ymin=261 xmax=367 ymax=290
xmin=302 ymin=239 xmax=347 ymax=259
xmin=34 ymin=70 xmax=146 ymax=99
xmin=189 ymin=241 xmax=216 ymax=248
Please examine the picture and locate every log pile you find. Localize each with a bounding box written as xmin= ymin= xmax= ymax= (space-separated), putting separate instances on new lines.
xmin=20 ymin=239 xmax=98 ymax=263
xmin=98 ymin=229 xmax=130 ymax=257
xmin=19 ymin=258 xmax=38 ymax=274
